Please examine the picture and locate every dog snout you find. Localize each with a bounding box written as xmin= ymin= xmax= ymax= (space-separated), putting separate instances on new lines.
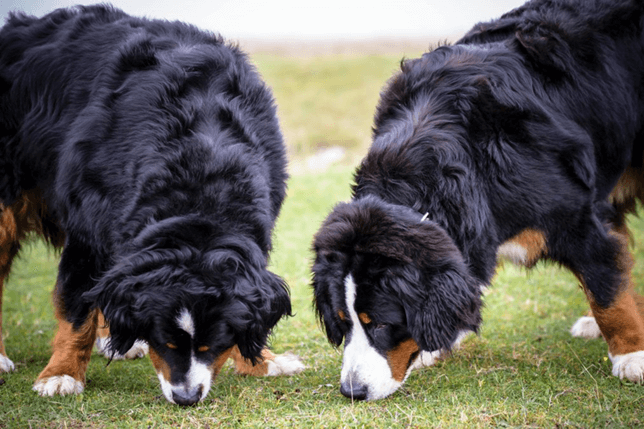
xmin=340 ymin=380 xmax=368 ymax=401
xmin=171 ymin=385 xmax=203 ymax=406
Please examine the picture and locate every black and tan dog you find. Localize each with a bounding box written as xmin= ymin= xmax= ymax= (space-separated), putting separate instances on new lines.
xmin=0 ymin=5 xmax=303 ymax=405
xmin=312 ymin=0 xmax=644 ymax=400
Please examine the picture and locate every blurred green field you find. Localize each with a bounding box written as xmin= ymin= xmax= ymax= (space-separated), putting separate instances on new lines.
xmin=1 ymin=52 xmax=644 ymax=428
xmin=252 ymin=52 xmax=413 ymax=159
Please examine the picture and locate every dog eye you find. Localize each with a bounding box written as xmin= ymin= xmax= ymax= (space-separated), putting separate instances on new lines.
xmin=358 ymin=313 xmax=372 ymax=324
xmin=166 ymin=342 xmax=178 ymax=349
xmin=375 ymin=324 xmax=387 ymax=331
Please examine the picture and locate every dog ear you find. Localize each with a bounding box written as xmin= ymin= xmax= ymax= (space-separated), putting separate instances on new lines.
xmin=83 ymin=267 xmax=156 ymax=356
xmin=358 ymin=216 xmax=482 ymax=352
xmin=229 ymin=267 xmax=291 ymax=362
xmin=311 ymin=197 xmax=429 ymax=347
xmin=512 ymin=21 xmax=586 ymax=80
xmin=312 ymin=196 xmax=483 ymax=351
xmin=394 ymin=262 xmax=481 ymax=352
xmin=311 ymin=249 xmax=349 ymax=347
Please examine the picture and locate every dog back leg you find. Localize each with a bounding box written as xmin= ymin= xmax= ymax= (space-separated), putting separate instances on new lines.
xmin=229 ymin=345 xmax=305 ymax=377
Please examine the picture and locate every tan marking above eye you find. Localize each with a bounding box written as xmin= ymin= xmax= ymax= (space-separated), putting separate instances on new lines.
xmin=198 ymin=346 xmax=209 ymax=352
xmin=358 ymin=313 xmax=372 ymax=324
xmin=338 ymin=310 xmax=346 ymax=321
xmin=166 ymin=342 xmax=177 ymax=349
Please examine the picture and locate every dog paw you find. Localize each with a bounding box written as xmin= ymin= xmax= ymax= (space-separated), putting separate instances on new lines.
xmin=266 ymin=352 xmax=306 ymax=376
xmin=410 ymin=350 xmax=443 ymax=370
xmin=0 ymin=354 xmax=15 ymax=373
xmin=95 ymin=337 xmax=149 ymax=360
xmin=570 ymin=316 xmax=602 ymax=339
xmin=33 ymin=375 xmax=84 ymax=396
xmin=121 ymin=340 xmax=149 ymax=359
xmin=610 ymin=351 xmax=644 ymax=384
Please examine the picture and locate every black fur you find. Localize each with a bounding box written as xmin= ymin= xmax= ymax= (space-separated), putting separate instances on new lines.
xmin=313 ymin=0 xmax=644 ymax=365
xmin=1 ymin=5 xmax=290 ymax=364
xmin=313 ymin=195 xmax=481 ymax=352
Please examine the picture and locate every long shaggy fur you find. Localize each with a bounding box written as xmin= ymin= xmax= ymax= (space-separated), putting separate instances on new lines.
xmin=313 ymin=0 xmax=644 ymax=399
xmin=1 ymin=4 xmax=290 ymax=364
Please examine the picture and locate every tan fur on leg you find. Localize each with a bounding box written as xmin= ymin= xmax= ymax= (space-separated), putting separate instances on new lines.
xmin=577 ymin=231 xmax=644 ymax=383
xmin=1 ymin=191 xmax=64 ymax=373
xmin=33 ymin=304 xmax=98 ymax=396
xmin=230 ymin=345 xmax=305 ymax=376
xmin=94 ymin=311 xmax=149 ymax=360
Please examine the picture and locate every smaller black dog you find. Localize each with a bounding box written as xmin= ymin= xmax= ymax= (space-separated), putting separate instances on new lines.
xmin=313 ymin=0 xmax=644 ymax=401
xmin=0 ymin=5 xmax=303 ymax=405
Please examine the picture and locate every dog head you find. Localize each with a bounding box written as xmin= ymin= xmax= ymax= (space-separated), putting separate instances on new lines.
xmin=312 ymin=195 xmax=481 ymax=400
xmin=84 ymin=218 xmax=291 ymax=405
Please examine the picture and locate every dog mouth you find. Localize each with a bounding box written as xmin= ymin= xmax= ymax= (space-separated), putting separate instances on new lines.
xmin=169 ymin=384 xmax=205 ymax=406
xmin=148 ymin=347 xmax=215 ymax=405
xmin=340 ymin=372 xmax=403 ymax=401
xmin=156 ymin=363 xmax=213 ymax=406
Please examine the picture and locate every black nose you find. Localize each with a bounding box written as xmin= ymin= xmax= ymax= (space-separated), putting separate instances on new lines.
xmin=172 ymin=385 xmax=203 ymax=406
xmin=340 ymin=381 xmax=368 ymax=401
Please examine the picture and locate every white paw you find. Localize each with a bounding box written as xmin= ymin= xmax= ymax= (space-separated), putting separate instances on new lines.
xmin=570 ymin=316 xmax=602 ymax=339
xmin=265 ymin=353 xmax=306 ymax=376
xmin=95 ymin=337 xmax=149 ymax=360
xmin=410 ymin=350 xmax=442 ymax=370
xmin=122 ymin=340 xmax=149 ymax=359
xmin=33 ymin=375 xmax=84 ymax=396
xmin=610 ymin=351 xmax=644 ymax=384
xmin=0 ymin=354 xmax=15 ymax=372
xmin=452 ymin=330 xmax=472 ymax=349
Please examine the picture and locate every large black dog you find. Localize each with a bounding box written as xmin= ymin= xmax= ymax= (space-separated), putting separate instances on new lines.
xmin=313 ymin=0 xmax=644 ymax=400
xmin=0 ymin=5 xmax=303 ymax=405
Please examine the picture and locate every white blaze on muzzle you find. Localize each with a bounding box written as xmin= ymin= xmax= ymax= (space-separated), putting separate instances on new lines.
xmin=157 ymin=356 xmax=212 ymax=405
xmin=155 ymin=309 xmax=213 ymax=405
xmin=340 ymin=275 xmax=407 ymax=400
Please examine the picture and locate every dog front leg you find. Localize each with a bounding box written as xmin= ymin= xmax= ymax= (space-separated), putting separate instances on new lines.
xmin=0 ymin=270 xmax=15 ymax=373
xmin=33 ymin=298 xmax=98 ymax=396
xmin=575 ymin=231 xmax=644 ymax=384
xmin=94 ymin=310 xmax=148 ymax=360
xmin=0 ymin=202 xmax=23 ymax=373
xmin=229 ymin=345 xmax=305 ymax=376
xmin=0 ymin=249 xmax=17 ymax=373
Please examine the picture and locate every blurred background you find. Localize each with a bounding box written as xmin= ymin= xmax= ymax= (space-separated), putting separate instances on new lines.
xmin=2 ymin=1 xmax=527 ymax=41
xmin=0 ymin=0 xmax=526 ymax=170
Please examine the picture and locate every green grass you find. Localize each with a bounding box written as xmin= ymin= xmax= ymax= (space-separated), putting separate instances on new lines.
xmin=251 ymin=53 xmax=416 ymax=158
xmin=2 ymin=53 xmax=644 ymax=428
